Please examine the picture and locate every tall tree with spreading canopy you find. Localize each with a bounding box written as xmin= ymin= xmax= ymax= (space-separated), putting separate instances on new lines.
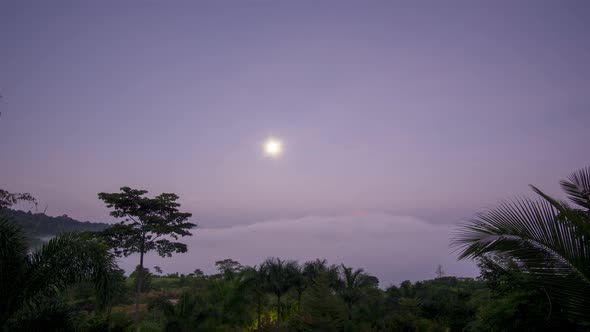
xmin=215 ymin=258 xmax=243 ymax=280
xmin=453 ymin=166 xmax=590 ymax=325
xmin=98 ymin=186 xmax=195 ymax=330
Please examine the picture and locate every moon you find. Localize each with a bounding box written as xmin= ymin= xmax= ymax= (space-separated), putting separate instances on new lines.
xmin=264 ymin=137 xmax=283 ymax=158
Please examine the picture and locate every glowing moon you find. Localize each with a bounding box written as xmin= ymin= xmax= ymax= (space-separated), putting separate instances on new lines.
xmin=264 ymin=138 xmax=283 ymax=157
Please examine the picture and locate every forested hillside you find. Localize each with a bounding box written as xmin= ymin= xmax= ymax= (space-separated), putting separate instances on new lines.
xmin=4 ymin=209 xmax=110 ymax=245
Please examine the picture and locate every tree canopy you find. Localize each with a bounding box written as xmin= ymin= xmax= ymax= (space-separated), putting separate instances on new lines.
xmin=98 ymin=186 xmax=195 ymax=331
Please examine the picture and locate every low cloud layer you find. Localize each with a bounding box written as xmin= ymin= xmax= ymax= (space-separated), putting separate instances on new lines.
xmin=118 ymin=214 xmax=478 ymax=286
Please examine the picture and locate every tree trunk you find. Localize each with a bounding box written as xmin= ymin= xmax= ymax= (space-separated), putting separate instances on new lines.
xmin=277 ymin=294 xmax=281 ymax=327
xmin=257 ymin=300 xmax=262 ymax=332
xmin=348 ymin=302 xmax=352 ymax=321
xmin=134 ymin=246 xmax=144 ymax=332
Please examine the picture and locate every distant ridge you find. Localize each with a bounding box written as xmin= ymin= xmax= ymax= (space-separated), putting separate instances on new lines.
xmin=3 ymin=209 xmax=111 ymax=247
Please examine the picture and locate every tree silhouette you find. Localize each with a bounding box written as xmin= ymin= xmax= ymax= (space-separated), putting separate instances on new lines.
xmin=303 ymin=258 xmax=340 ymax=289
xmin=241 ymin=265 xmax=268 ymax=331
xmin=435 ymin=265 xmax=445 ymax=279
xmin=291 ymin=262 xmax=309 ymax=313
xmin=98 ymin=186 xmax=195 ymax=330
xmin=302 ymin=271 xmax=345 ymax=331
xmin=0 ymin=189 xmax=36 ymax=210
xmin=337 ymin=264 xmax=375 ymax=321
xmin=215 ymin=258 xmax=242 ymax=280
xmin=262 ymin=257 xmax=298 ymax=327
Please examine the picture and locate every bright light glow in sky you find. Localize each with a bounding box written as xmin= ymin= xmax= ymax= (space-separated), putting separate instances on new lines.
xmin=264 ymin=138 xmax=283 ymax=158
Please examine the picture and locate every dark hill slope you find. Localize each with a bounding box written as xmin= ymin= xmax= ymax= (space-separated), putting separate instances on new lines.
xmin=3 ymin=209 xmax=110 ymax=246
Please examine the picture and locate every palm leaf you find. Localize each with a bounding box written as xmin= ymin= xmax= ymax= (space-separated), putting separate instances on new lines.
xmin=1 ymin=213 xmax=120 ymax=329
xmin=560 ymin=166 xmax=590 ymax=209
xmin=0 ymin=212 xmax=30 ymax=322
xmin=24 ymin=232 xmax=119 ymax=311
xmin=452 ymin=196 xmax=590 ymax=322
xmin=5 ymin=298 xmax=80 ymax=331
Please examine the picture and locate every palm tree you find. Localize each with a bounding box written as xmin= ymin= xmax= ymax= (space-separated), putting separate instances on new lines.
xmin=303 ymin=259 xmax=341 ymax=290
xmin=453 ymin=166 xmax=590 ymax=324
xmin=337 ymin=264 xmax=374 ymax=321
xmin=204 ymin=277 xmax=253 ymax=329
xmin=262 ymin=257 xmax=298 ymax=327
xmin=0 ymin=213 xmax=119 ymax=330
xmin=290 ymin=262 xmax=309 ymax=313
xmin=149 ymin=277 xmax=253 ymax=332
xmin=148 ymin=291 xmax=200 ymax=332
xmin=241 ymin=265 xmax=268 ymax=332
xmin=302 ymin=272 xmax=345 ymax=331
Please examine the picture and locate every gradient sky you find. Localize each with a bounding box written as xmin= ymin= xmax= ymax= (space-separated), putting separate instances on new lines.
xmin=1 ymin=1 xmax=589 ymax=283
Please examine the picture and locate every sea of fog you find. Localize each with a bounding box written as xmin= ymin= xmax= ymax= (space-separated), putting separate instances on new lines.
xmin=117 ymin=214 xmax=478 ymax=287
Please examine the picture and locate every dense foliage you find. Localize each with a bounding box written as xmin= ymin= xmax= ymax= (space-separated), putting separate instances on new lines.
xmin=0 ymin=226 xmax=584 ymax=331
xmin=106 ymin=256 xmax=582 ymax=332
xmin=140 ymin=259 xmax=493 ymax=332
xmin=0 ymin=213 xmax=121 ymax=331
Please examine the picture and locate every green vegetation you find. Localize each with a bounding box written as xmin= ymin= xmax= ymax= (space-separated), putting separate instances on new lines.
xmin=1 ymin=166 xmax=589 ymax=331
xmin=0 ymin=214 xmax=120 ymax=331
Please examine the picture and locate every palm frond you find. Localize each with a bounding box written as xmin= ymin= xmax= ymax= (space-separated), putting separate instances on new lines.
xmin=0 ymin=213 xmax=30 ymax=322
xmin=0 ymin=212 xmax=28 ymax=260
xmin=531 ymin=184 xmax=590 ymax=238
xmin=560 ymin=166 xmax=590 ymax=209
xmin=452 ymin=196 xmax=590 ymax=322
xmin=24 ymin=232 xmax=119 ymax=311
xmin=5 ymin=298 xmax=80 ymax=332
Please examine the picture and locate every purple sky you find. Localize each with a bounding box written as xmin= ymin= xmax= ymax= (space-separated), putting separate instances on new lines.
xmin=1 ymin=1 xmax=589 ymax=284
